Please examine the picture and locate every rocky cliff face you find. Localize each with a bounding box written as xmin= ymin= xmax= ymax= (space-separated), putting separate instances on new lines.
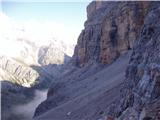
xmin=73 ymin=1 xmax=150 ymax=67
xmin=34 ymin=1 xmax=160 ymax=120
xmin=106 ymin=4 xmax=160 ymax=119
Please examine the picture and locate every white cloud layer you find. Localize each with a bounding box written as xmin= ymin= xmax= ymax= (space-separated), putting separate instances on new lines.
xmin=0 ymin=12 xmax=79 ymax=63
xmin=0 ymin=12 xmax=80 ymax=46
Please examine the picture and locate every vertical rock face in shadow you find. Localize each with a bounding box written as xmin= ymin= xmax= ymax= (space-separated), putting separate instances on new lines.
xmin=107 ymin=3 xmax=160 ymax=119
xmin=73 ymin=1 xmax=150 ymax=67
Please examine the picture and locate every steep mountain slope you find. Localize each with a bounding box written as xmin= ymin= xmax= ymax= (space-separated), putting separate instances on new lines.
xmin=34 ymin=1 xmax=160 ymax=120
xmin=34 ymin=51 xmax=131 ymax=120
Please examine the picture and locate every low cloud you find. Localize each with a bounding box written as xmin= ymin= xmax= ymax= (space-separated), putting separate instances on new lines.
xmin=0 ymin=12 xmax=79 ymax=46
xmin=12 ymin=90 xmax=47 ymax=120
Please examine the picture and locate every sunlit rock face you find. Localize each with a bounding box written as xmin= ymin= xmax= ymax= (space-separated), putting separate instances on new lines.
xmin=0 ymin=56 xmax=38 ymax=87
xmin=0 ymin=21 xmax=73 ymax=87
xmin=0 ymin=35 xmax=39 ymax=88
xmin=38 ymin=42 xmax=71 ymax=66
xmin=0 ymin=41 xmax=49 ymax=88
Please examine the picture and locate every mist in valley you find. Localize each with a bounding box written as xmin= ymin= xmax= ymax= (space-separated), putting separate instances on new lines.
xmin=12 ymin=90 xmax=47 ymax=120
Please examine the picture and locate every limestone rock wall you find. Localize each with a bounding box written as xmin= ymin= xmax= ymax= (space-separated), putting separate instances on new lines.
xmin=73 ymin=1 xmax=151 ymax=67
xmin=106 ymin=3 xmax=160 ymax=119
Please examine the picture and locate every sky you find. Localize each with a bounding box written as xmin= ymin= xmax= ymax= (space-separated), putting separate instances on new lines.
xmin=0 ymin=1 xmax=90 ymax=45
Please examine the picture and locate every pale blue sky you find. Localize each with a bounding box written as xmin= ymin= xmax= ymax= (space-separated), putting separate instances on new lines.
xmin=1 ymin=1 xmax=90 ymax=45
xmin=1 ymin=2 xmax=89 ymax=27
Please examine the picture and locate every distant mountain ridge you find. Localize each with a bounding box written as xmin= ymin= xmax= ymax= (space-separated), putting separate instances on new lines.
xmin=0 ymin=24 xmax=74 ymax=86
